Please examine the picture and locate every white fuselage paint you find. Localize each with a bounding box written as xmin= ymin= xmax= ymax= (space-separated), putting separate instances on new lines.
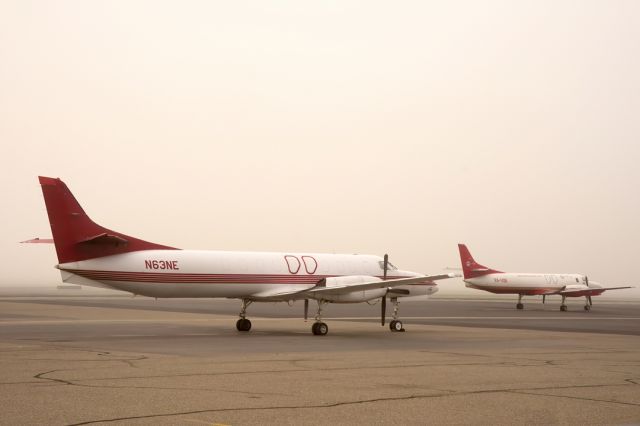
xmin=58 ymin=250 xmax=437 ymax=301
xmin=464 ymin=273 xmax=599 ymax=295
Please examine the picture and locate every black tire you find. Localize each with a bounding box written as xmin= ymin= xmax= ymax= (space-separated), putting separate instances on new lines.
xmin=318 ymin=322 xmax=328 ymax=335
xmin=560 ymin=305 xmax=567 ymax=312
xmin=516 ymin=303 xmax=524 ymax=310
xmin=312 ymin=322 xmax=328 ymax=335
xmin=236 ymin=318 xmax=251 ymax=332
xmin=584 ymin=305 xmax=591 ymax=311
xmin=390 ymin=320 xmax=403 ymax=332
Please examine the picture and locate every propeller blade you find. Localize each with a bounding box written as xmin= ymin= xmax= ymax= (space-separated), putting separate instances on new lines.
xmin=383 ymin=253 xmax=389 ymax=281
xmin=585 ymin=276 xmax=589 ymax=287
xmin=381 ymin=296 xmax=386 ymax=326
xmin=304 ymin=299 xmax=309 ymax=321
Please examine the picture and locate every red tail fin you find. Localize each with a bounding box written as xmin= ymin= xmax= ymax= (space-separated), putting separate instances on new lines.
xmin=39 ymin=177 xmax=177 ymax=263
xmin=458 ymin=244 xmax=501 ymax=279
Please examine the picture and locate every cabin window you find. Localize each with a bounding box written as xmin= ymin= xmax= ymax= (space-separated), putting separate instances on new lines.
xmin=576 ymin=278 xmax=579 ymax=283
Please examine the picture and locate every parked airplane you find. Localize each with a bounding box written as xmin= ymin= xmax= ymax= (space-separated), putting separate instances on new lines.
xmin=33 ymin=176 xmax=458 ymax=335
xmin=458 ymin=244 xmax=632 ymax=311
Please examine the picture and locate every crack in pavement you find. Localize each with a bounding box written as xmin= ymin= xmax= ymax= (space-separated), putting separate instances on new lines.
xmin=30 ymin=360 xmax=545 ymax=385
xmin=32 ymin=369 xmax=293 ymax=397
xmin=65 ymin=381 xmax=640 ymax=426
xmin=509 ymin=389 xmax=640 ymax=407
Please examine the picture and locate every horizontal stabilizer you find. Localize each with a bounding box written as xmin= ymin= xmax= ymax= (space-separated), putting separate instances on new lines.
xmin=21 ymin=238 xmax=54 ymax=244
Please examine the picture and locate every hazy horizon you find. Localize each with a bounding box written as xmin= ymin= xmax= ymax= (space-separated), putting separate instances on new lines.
xmin=1 ymin=1 xmax=639 ymax=298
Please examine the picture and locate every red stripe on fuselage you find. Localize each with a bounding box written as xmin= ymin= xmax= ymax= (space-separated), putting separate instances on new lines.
xmin=63 ymin=270 xmax=430 ymax=285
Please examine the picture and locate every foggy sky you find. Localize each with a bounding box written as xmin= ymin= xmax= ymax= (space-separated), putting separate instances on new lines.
xmin=1 ymin=1 xmax=639 ymax=297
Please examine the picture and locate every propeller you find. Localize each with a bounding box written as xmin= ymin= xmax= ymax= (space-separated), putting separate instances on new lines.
xmin=585 ymin=276 xmax=589 ymax=287
xmin=381 ymin=254 xmax=389 ymax=326
xmin=383 ymin=254 xmax=389 ymax=280
xmin=381 ymin=295 xmax=386 ymax=325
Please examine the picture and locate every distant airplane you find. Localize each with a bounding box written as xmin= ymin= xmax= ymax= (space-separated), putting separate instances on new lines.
xmin=32 ymin=176 xmax=458 ymax=335
xmin=458 ymin=244 xmax=632 ymax=311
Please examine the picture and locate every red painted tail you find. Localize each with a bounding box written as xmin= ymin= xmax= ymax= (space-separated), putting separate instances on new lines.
xmin=458 ymin=244 xmax=501 ymax=279
xmin=39 ymin=177 xmax=177 ymax=264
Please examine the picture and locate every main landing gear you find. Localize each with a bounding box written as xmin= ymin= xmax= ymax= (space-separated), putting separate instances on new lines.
xmin=560 ymin=295 xmax=567 ymax=312
xmin=312 ymin=300 xmax=328 ymax=336
xmin=516 ymin=294 xmax=524 ymax=310
xmin=389 ymin=298 xmax=404 ymax=332
xmin=584 ymin=295 xmax=592 ymax=311
xmin=236 ymin=299 xmax=252 ymax=332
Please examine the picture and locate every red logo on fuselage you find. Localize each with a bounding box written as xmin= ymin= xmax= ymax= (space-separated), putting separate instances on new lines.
xmin=145 ymin=260 xmax=179 ymax=270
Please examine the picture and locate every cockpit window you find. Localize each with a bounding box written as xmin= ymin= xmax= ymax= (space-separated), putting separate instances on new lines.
xmin=379 ymin=261 xmax=398 ymax=271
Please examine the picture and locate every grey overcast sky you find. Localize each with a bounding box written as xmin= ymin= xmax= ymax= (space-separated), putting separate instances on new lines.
xmin=1 ymin=1 xmax=639 ymax=297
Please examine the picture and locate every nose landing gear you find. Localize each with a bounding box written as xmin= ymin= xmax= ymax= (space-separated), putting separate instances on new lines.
xmin=389 ymin=298 xmax=405 ymax=332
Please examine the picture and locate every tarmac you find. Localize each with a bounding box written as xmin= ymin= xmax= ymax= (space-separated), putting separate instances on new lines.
xmin=0 ymin=297 xmax=638 ymax=425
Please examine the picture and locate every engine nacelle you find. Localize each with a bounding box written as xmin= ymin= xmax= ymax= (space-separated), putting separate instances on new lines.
xmin=314 ymin=275 xmax=387 ymax=303
xmin=389 ymin=282 xmax=438 ymax=298
xmin=563 ymin=284 xmax=588 ymax=292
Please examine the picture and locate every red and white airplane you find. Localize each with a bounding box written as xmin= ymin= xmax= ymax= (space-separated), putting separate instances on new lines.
xmin=458 ymin=243 xmax=632 ymax=311
xmin=32 ymin=176 xmax=458 ymax=335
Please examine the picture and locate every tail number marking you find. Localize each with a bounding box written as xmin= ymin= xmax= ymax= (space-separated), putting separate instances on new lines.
xmin=145 ymin=260 xmax=179 ymax=270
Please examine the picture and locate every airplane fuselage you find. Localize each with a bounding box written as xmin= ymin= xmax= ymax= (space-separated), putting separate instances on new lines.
xmin=59 ymin=250 xmax=437 ymax=301
xmin=464 ymin=273 xmax=603 ymax=296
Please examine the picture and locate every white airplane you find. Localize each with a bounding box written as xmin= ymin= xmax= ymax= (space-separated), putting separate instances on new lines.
xmin=32 ymin=176 xmax=458 ymax=335
xmin=458 ymin=244 xmax=632 ymax=311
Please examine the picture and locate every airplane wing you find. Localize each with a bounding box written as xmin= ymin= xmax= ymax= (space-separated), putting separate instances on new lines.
xmin=251 ymin=273 xmax=458 ymax=301
xmin=545 ymin=286 xmax=633 ymax=296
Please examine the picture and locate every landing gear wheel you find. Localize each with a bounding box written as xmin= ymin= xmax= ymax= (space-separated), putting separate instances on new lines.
xmin=312 ymin=322 xmax=328 ymax=336
xmin=389 ymin=320 xmax=404 ymax=332
xmin=560 ymin=305 xmax=568 ymax=312
xmin=584 ymin=305 xmax=591 ymax=311
xmin=236 ymin=318 xmax=251 ymax=332
xmin=516 ymin=303 xmax=524 ymax=310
